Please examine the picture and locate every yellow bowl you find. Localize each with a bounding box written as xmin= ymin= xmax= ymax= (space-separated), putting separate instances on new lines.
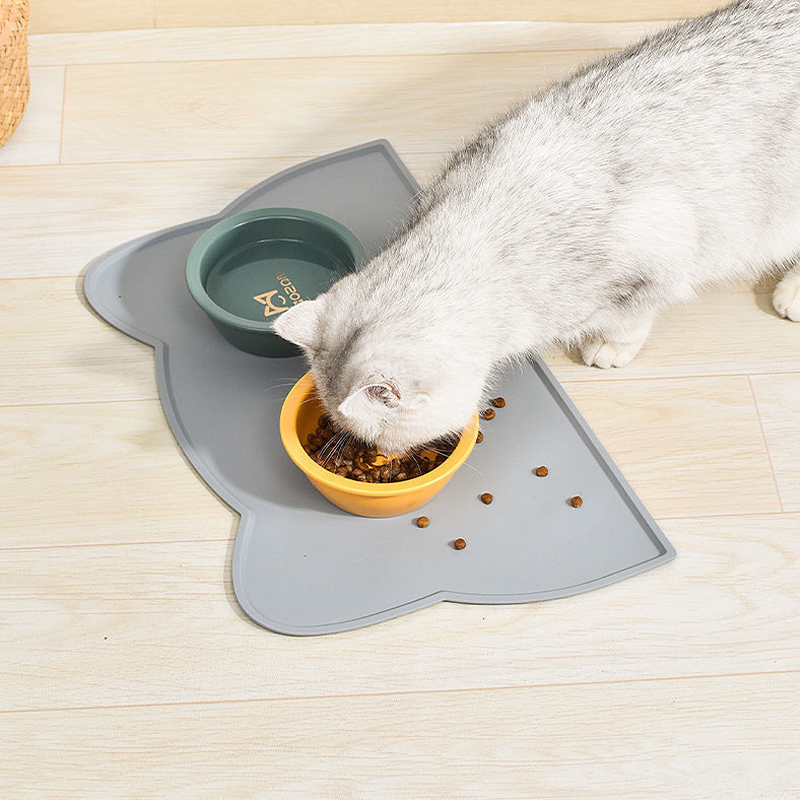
xmin=279 ymin=372 xmax=479 ymax=518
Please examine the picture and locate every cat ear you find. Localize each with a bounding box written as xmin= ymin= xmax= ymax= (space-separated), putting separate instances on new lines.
xmin=271 ymin=299 xmax=324 ymax=350
xmin=338 ymin=379 xmax=401 ymax=422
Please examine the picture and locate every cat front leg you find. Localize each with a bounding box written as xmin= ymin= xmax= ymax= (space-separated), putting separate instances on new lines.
xmin=580 ymin=309 xmax=656 ymax=369
xmin=772 ymin=263 xmax=800 ymax=322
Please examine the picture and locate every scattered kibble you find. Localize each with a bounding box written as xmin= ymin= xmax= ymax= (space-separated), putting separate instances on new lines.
xmin=416 ymin=516 xmax=430 ymax=528
xmin=454 ymin=538 xmax=467 ymax=550
xmin=482 ymin=408 xmax=496 ymax=420
xmin=535 ymin=466 xmax=549 ymax=477
xmin=491 ymin=397 xmax=506 ymax=408
xmin=480 ymin=492 xmax=493 ymax=505
xmin=476 ymin=430 xmax=484 ymax=444
xmin=570 ymin=495 xmax=583 ymax=508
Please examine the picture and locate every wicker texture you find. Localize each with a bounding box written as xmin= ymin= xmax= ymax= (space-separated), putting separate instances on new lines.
xmin=0 ymin=0 xmax=30 ymax=148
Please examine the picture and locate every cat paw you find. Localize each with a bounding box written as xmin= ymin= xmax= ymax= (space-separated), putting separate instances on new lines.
xmin=773 ymin=273 xmax=800 ymax=321
xmin=581 ymin=338 xmax=642 ymax=369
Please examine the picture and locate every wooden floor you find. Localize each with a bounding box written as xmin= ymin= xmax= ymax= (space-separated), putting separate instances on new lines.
xmin=2 ymin=19 xmax=799 ymax=798
xmin=28 ymin=1 xmax=729 ymax=34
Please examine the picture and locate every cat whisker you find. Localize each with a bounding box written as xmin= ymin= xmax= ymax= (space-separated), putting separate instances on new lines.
xmin=316 ymin=432 xmax=341 ymax=460
xmin=451 ymin=460 xmax=487 ymax=480
xmin=264 ymin=381 xmax=304 ymax=393
xmin=318 ymin=431 xmax=350 ymax=463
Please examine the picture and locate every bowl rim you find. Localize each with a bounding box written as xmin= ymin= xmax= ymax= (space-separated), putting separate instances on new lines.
xmin=280 ymin=372 xmax=480 ymax=496
xmin=186 ymin=207 xmax=366 ymax=333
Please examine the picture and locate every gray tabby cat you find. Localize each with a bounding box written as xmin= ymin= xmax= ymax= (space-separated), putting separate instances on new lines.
xmin=275 ymin=0 xmax=800 ymax=453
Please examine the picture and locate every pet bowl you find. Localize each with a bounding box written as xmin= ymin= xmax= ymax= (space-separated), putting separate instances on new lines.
xmin=280 ymin=373 xmax=480 ymax=518
xmin=186 ymin=208 xmax=365 ymax=357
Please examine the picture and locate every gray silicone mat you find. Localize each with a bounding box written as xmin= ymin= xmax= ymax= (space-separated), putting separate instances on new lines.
xmin=83 ymin=139 xmax=675 ymax=635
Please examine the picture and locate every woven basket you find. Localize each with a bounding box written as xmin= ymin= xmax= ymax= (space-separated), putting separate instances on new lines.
xmin=0 ymin=0 xmax=30 ymax=148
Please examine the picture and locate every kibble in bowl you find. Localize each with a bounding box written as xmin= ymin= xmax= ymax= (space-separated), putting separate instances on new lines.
xmin=303 ymin=414 xmax=454 ymax=483
xmin=280 ymin=372 xmax=480 ymax=518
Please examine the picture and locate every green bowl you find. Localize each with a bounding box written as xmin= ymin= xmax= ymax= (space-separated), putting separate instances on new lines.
xmin=186 ymin=208 xmax=365 ymax=357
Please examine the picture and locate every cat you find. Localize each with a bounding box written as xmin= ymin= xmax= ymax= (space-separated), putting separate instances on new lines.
xmin=274 ymin=0 xmax=800 ymax=454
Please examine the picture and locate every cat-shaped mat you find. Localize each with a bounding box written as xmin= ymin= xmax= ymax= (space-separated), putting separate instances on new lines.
xmin=83 ymin=140 xmax=675 ymax=636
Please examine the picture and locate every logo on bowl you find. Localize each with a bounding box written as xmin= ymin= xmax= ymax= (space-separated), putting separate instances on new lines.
xmin=253 ymin=290 xmax=288 ymax=317
xmin=253 ymin=272 xmax=305 ymax=318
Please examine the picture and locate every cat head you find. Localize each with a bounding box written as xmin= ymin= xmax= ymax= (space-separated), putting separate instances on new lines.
xmin=272 ymin=290 xmax=483 ymax=454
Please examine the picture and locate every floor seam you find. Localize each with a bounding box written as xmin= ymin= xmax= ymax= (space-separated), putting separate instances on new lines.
xmin=747 ymin=374 xmax=785 ymax=513
xmin=26 ymin=46 xmax=621 ymax=72
xmin=2 ymin=667 xmax=798 ymax=715
xmin=2 ymin=509 xmax=797 ymax=553
xmin=57 ymin=65 xmax=67 ymax=164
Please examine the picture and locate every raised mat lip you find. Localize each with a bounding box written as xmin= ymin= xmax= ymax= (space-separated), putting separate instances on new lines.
xmin=82 ymin=139 xmax=677 ymax=637
xmin=279 ymin=371 xmax=480 ymax=497
xmin=185 ymin=206 xmax=367 ymax=333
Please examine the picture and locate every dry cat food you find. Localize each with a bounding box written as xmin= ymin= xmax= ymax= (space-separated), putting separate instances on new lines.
xmin=480 ymin=492 xmax=493 ymax=505
xmin=490 ymin=397 xmax=506 ymax=408
xmin=304 ymin=414 xmax=455 ymax=482
xmin=416 ymin=516 xmax=430 ymax=528
xmin=482 ymin=408 xmax=496 ymax=420
xmin=453 ymin=538 xmax=467 ymax=550
xmin=535 ymin=466 xmax=549 ymax=477
xmin=570 ymin=495 xmax=583 ymax=508
xmin=476 ymin=430 xmax=484 ymax=444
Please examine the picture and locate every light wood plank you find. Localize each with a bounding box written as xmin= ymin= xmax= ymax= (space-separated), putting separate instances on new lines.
xmin=0 ymin=401 xmax=233 ymax=547
xmin=0 ymin=375 xmax=779 ymax=552
xmin=3 ymin=280 xmax=792 ymax=411
xmin=29 ymin=21 xmax=672 ymax=66
xmin=60 ymin=51 xmax=607 ymax=163
xmin=155 ymin=0 xmax=727 ymax=28
xmin=29 ymin=0 xmax=154 ymax=35
xmin=3 ymin=191 xmax=800 ymax=408
xmin=0 ymin=154 xmax=443 ymax=280
xmin=750 ymin=374 xmax=800 ymax=513
xmin=0 ymin=670 xmax=798 ymax=799
xmin=1 ymin=279 xmax=796 ymax=409
xmin=559 ymin=376 xmax=780 ymax=518
xmin=0 ymin=67 xmax=63 ymax=167
xmin=4 ymin=171 xmax=799 ymax=385
xmin=545 ymin=281 xmax=800 ymax=382
xmin=0 ymin=277 xmax=158 ymax=406
xmin=1 ymin=513 xmax=798 ymax=709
